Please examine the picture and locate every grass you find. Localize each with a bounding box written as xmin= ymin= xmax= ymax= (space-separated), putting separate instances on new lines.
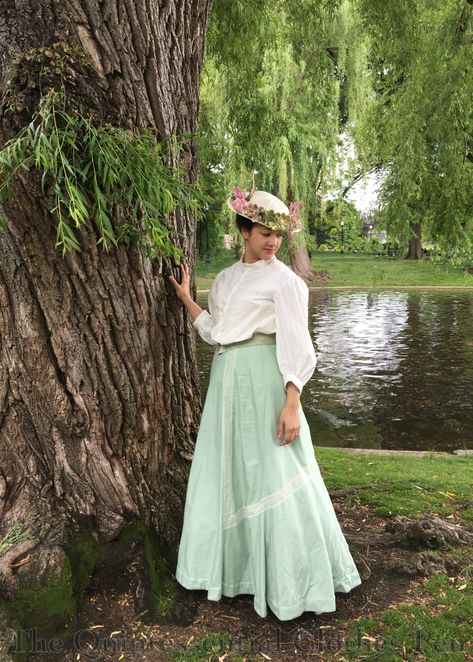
xmin=0 ymin=523 xmax=35 ymax=555
xmin=311 ymin=252 xmax=473 ymax=288
xmin=343 ymin=571 xmax=472 ymax=661
xmin=314 ymin=447 xmax=473 ymax=523
xmin=167 ymin=632 xmax=243 ymax=661
xmin=195 ymin=250 xmax=473 ymax=290
xmin=196 ymin=250 xmax=236 ymax=290
xmin=171 ymin=572 xmax=473 ymax=662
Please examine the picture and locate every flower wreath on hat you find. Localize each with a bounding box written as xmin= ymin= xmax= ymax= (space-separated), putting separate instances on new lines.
xmin=227 ymin=187 xmax=303 ymax=234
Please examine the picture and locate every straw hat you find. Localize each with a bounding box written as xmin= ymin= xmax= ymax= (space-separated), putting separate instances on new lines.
xmin=226 ymin=188 xmax=303 ymax=233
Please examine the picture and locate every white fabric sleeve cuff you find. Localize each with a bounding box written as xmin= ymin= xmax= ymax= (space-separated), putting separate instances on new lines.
xmin=193 ymin=309 xmax=211 ymax=330
xmin=284 ymin=374 xmax=304 ymax=394
xmin=192 ymin=309 xmax=216 ymax=345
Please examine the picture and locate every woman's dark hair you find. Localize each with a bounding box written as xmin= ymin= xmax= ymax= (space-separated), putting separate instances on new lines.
xmin=235 ymin=213 xmax=254 ymax=234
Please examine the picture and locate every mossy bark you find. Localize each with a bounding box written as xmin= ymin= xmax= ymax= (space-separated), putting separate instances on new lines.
xmin=0 ymin=519 xmax=193 ymax=660
xmin=118 ymin=520 xmax=192 ymax=622
xmin=0 ymin=0 xmax=212 ymax=653
xmin=0 ymin=528 xmax=101 ymax=659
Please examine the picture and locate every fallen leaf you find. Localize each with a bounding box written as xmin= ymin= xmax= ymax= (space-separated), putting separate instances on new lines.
xmin=11 ymin=555 xmax=30 ymax=568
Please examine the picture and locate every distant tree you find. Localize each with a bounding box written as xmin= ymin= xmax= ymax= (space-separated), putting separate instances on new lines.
xmin=355 ymin=0 xmax=473 ymax=258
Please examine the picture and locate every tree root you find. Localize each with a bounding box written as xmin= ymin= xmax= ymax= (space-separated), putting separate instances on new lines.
xmin=329 ymin=483 xmax=380 ymax=498
xmin=382 ymin=551 xmax=468 ymax=577
xmin=346 ymin=514 xmax=473 ymax=580
xmin=347 ymin=515 xmax=473 ymax=548
xmin=384 ymin=515 xmax=473 ymax=548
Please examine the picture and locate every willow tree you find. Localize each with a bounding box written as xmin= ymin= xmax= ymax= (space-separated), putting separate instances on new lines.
xmin=0 ymin=0 xmax=211 ymax=645
xmin=198 ymin=0 xmax=370 ymax=278
xmin=355 ymin=0 xmax=473 ymax=258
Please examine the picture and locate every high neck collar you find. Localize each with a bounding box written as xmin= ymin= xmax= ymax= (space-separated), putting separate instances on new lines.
xmin=239 ymin=254 xmax=276 ymax=267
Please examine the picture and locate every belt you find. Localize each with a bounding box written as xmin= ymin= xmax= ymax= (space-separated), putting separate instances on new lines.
xmin=215 ymin=332 xmax=276 ymax=354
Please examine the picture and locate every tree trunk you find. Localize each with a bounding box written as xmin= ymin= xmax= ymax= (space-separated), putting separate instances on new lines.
xmin=286 ymin=231 xmax=323 ymax=282
xmin=0 ymin=0 xmax=212 ymax=644
xmin=406 ymin=220 xmax=423 ymax=259
xmin=289 ymin=241 xmax=316 ymax=279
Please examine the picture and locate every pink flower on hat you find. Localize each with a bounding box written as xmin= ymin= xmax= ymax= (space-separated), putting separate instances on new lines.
xmin=233 ymin=187 xmax=248 ymax=200
xmin=232 ymin=199 xmax=245 ymax=213
xmin=231 ymin=187 xmax=249 ymax=213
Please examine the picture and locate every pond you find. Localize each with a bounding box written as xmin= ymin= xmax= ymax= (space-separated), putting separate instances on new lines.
xmin=196 ymin=289 xmax=473 ymax=452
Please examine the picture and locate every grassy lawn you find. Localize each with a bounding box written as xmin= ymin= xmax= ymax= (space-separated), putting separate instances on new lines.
xmin=343 ymin=572 xmax=473 ymax=662
xmin=166 ymin=449 xmax=473 ymax=662
xmin=314 ymin=447 xmax=473 ymax=524
xmin=195 ymin=250 xmax=473 ymax=290
xmin=312 ymin=252 xmax=473 ymax=288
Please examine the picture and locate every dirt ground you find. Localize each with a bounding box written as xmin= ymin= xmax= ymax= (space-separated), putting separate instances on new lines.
xmin=24 ymin=499 xmax=470 ymax=662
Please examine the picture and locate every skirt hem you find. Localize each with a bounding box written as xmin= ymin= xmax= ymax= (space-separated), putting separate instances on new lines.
xmin=175 ymin=568 xmax=362 ymax=621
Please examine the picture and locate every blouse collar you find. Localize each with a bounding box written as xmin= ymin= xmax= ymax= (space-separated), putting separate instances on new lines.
xmin=239 ymin=254 xmax=277 ymax=268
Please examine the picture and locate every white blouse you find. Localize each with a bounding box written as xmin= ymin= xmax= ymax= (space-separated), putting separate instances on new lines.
xmin=193 ymin=255 xmax=317 ymax=393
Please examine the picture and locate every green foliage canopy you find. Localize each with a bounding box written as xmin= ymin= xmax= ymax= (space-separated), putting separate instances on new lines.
xmin=355 ymin=0 xmax=473 ymax=251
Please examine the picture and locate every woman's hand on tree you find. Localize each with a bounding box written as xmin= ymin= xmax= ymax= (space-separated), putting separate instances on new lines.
xmin=278 ymin=404 xmax=300 ymax=446
xmin=169 ymin=263 xmax=191 ymax=301
xmin=168 ymin=263 xmax=204 ymax=322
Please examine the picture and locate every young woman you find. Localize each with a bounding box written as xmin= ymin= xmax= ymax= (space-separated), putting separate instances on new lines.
xmin=169 ymin=189 xmax=361 ymax=620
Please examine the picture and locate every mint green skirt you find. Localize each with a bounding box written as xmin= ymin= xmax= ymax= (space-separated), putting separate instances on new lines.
xmin=175 ymin=338 xmax=361 ymax=620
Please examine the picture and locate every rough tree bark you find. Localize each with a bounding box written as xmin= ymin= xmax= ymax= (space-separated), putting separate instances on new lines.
xmin=0 ymin=0 xmax=212 ymax=643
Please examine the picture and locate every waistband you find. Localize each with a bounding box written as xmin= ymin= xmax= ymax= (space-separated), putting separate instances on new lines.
xmin=215 ymin=332 xmax=276 ymax=354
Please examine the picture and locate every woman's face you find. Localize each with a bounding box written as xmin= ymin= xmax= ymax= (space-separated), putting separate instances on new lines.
xmin=242 ymin=224 xmax=283 ymax=262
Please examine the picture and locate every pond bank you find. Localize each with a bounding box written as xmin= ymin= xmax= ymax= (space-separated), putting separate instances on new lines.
xmin=317 ymin=446 xmax=473 ymax=457
xmin=197 ymin=285 xmax=473 ymax=294
xmin=307 ymin=285 xmax=473 ymax=290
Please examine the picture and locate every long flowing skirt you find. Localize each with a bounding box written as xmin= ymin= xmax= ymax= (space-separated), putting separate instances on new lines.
xmin=175 ymin=341 xmax=361 ymax=620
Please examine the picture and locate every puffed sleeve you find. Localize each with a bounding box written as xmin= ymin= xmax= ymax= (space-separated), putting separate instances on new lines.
xmin=192 ymin=273 xmax=220 ymax=345
xmin=274 ymin=274 xmax=317 ymax=393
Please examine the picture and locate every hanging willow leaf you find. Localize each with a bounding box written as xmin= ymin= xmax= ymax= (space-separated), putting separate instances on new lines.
xmin=0 ymin=87 xmax=201 ymax=259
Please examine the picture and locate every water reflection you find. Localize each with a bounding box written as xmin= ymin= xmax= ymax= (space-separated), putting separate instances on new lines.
xmin=195 ymin=290 xmax=473 ymax=452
